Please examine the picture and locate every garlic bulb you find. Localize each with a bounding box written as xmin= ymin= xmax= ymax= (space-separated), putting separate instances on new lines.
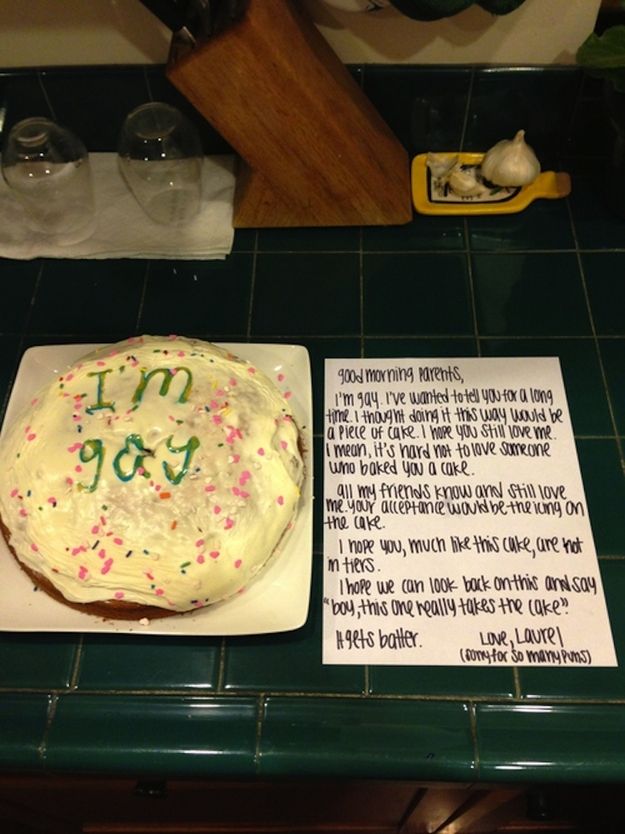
xmin=481 ymin=130 xmax=540 ymax=187
xmin=426 ymin=152 xmax=458 ymax=181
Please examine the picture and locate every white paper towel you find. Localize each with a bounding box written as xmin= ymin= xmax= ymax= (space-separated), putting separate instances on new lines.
xmin=0 ymin=152 xmax=236 ymax=260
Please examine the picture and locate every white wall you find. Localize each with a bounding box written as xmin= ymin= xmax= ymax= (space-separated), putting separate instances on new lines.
xmin=0 ymin=0 xmax=601 ymax=68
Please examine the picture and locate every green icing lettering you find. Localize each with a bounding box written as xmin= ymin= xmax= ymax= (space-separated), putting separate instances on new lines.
xmin=163 ymin=435 xmax=200 ymax=485
xmin=86 ymin=369 xmax=115 ymax=414
xmin=113 ymin=434 xmax=152 ymax=482
xmin=78 ymin=440 xmax=105 ymax=493
xmin=131 ymin=367 xmax=193 ymax=405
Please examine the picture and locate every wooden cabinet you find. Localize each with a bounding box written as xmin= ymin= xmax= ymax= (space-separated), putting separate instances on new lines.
xmin=0 ymin=776 xmax=623 ymax=834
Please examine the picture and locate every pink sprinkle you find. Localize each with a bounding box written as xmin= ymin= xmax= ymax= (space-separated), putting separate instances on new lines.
xmin=280 ymin=440 xmax=288 ymax=450
xmin=247 ymin=367 xmax=256 ymax=374
xmin=196 ymin=554 xmax=205 ymax=564
xmin=19 ymin=508 xmax=28 ymax=518
xmin=195 ymin=539 xmax=205 ymax=548
xmin=31 ymin=543 xmax=38 ymax=553
xmin=214 ymin=505 xmax=222 ymax=515
xmin=113 ymin=537 xmax=123 ymax=546
xmin=209 ymin=550 xmax=220 ymax=559
xmin=115 ymin=591 xmax=125 ymax=600
xmin=71 ymin=547 xmax=81 ymax=556
xmin=155 ymin=588 xmax=164 ymax=596
xmin=72 ymin=414 xmax=81 ymax=423
xmin=137 ymin=467 xmax=144 ymax=476
xmin=27 ymin=433 xmax=36 ymax=442
xmin=75 ymin=465 xmax=83 ymax=473
xmin=101 ymin=558 xmax=113 ymax=575
xmin=277 ymin=373 xmax=285 ymax=382
xmin=78 ymin=566 xmax=88 ymax=580
xmin=177 ymin=351 xmax=186 ymax=357
xmin=212 ymin=415 xmax=223 ymax=425
xmin=47 ymin=497 xmax=57 ymax=505
xmin=98 ymin=548 xmax=106 ymax=559
xmin=65 ymin=373 xmax=74 ymax=382
xmin=234 ymin=559 xmax=242 ymax=569
xmin=239 ymin=470 xmax=251 ymax=486
xmin=66 ymin=477 xmax=74 ymax=485
xmin=284 ymin=391 xmax=292 ymax=400
xmin=232 ymin=454 xmax=241 ymax=464
xmin=169 ymin=368 xmax=177 ymax=376
xmin=96 ymin=361 xmax=106 ymax=367
xmin=229 ymin=378 xmax=237 ymax=387
xmin=74 ymin=401 xmax=83 ymax=411
xmin=31 ymin=398 xmax=39 ymax=406
xmin=210 ymin=400 xmax=220 ymax=409
xmin=145 ymin=571 xmax=154 ymax=581
xmin=67 ymin=442 xmax=83 ymax=453
xmin=232 ymin=486 xmax=241 ymax=496
xmin=100 ymin=515 xmax=107 ymax=526
xmin=155 ymin=484 xmax=162 ymax=492
xmin=204 ymin=485 xmax=216 ymax=493
xmin=91 ymin=525 xmax=100 ymax=535
xmin=257 ymin=448 xmax=265 ymax=456
xmin=224 ymin=517 xmax=234 ymax=530
xmin=277 ymin=495 xmax=284 ymax=506
xmin=10 ymin=488 xmax=18 ymax=498
xmin=168 ymin=334 xmax=177 ymax=340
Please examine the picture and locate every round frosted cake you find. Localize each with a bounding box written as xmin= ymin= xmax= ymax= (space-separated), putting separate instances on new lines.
xmin=0 ymin=336 xmax=304 ymax=619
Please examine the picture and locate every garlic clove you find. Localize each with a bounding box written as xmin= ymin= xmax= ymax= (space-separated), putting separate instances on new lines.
xmin=447 ymin=163 xmax=488 ymax=198
xmin=480 ymin=129 xmax=541 ymax=187
xmin=426 ymin=152 xmax=458 ymax=181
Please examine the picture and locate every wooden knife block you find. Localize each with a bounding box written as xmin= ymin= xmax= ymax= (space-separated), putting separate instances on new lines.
xmin=166 ymin=0 xmax=412 ymax=228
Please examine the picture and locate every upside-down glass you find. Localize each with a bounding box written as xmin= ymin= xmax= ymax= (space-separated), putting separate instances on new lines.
xmin=1 ymin=117 xmax=96 ymax=245
xmin=117 ymin=103 xmax=203 ymax=225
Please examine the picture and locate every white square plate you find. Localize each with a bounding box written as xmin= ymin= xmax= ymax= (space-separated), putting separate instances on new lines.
xmin=0 ymin=343 xmax=313 ymax=636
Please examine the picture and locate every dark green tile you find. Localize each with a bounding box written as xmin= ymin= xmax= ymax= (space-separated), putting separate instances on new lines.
xmin=0 ymin=694 xmax=49 ymax=770
xmin=468 ymin=199 xmax=574 ymax=252
xmin=577 ymin=439 xmax=625 ymax=556
xmin=363 ymin=215 xmax=465 ymax=252
xmin=364 ymin=66 xmax=471 ymax=154
xmin=46 ymin=695 xmax=258 ymax=775
xmin=369 ymin=665 xmax=514 ymax=699
xmin=0 ymin=260 xmax=40 ymax=332
xmin=472 ymin=254 xmax=590 ymax=337
xmin=480 ymin=339 xmax=613 ymax=436
xmin=0 ymin=634 xmax=77 ymax=689
xmin=465 ymin=68 xmax=579 ymax=160
xmin=41 ymin=68 xmax=149 ymax=152
xmin=477 ymin=703 xmax=625 ymax=781
xmin=599 ymin=339 xmax=625 ymax=434
xmin=78 ymin=635 xmax=220 ymax=691
xmin=0 ymin=71 xmax=52 ymax=135
xmin=363 ymin=253 xmax=472 ymax=336
xmin=224 ymin=557 xmax=363 ymax=694
xmin=570 ymin=175 xmax=625 ymax=249
xmin=231 ymin=228 xmax=256 ymax=253
xmin=251 ymin=254 xmax=360 ymax=337
xmin=139 ymin=257 xmax=253 ymax=338
xmin=364 ymin=337 xmax=477 ymax=359
xmin=582 ymin=254 xmax=625 ymax=336
xmin=0 ymin=334 xmax=20 ymax=417
xmin=260 ymin=697 xmax=474 ymax=779
xmin=519 ymin=560 xmax=625 ymax=700
xmin=257 ymin=226 xmax=360 ymax=252
xmin=28 ymin=260 xmax=146 ymax=336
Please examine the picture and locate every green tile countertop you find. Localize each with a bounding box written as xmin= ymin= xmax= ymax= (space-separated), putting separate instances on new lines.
xmin=1 ymin=64 xmax=625 ymax=784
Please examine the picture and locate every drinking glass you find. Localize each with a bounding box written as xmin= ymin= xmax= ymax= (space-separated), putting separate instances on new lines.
xmin=117 ymin=103 xmax=203 ymax=225
xmin=1 ymin=117 xmax=96 ymax=245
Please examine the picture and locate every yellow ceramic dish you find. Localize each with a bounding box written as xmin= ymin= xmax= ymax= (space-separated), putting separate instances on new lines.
xmin=411 ymin=152 xmax=571 ymax=216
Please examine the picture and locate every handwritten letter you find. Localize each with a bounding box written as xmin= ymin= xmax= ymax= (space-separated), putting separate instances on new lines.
xmin=322 ymin=358 xmax=617 ymax=667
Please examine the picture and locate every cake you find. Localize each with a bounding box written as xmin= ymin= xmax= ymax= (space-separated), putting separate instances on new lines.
xmin=0 ymin=336 xmax=304 ymax=619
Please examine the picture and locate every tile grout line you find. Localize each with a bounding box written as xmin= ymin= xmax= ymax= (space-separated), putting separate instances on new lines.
xmin=37 ymin=692 xmax=60 ymax=766
xmin=36 ymin=70 xmax=57 ymax=122
xmin=567 ymin=199 xmax=625 ymax=467
xmin=468 ymin=701 xmax=481 ymax=778
xmin=246 ymin=231 xmax=259 ymax=340
xmin=134 ymin=261 xmax=151 ymax=332
xmin=459 ymin=67 xmax=476 ymax=153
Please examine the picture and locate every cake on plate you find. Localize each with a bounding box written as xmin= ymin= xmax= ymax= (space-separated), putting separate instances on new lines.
xmin=0 ymin=335 xmax=304 ymax=619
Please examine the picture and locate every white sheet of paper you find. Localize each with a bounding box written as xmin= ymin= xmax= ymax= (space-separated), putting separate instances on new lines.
xmin=322 ymin=357 xmax=617 ymax=667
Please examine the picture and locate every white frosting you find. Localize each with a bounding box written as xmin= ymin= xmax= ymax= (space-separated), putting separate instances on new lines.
xmin=0 ymin=336 xmax=304 ymax=614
